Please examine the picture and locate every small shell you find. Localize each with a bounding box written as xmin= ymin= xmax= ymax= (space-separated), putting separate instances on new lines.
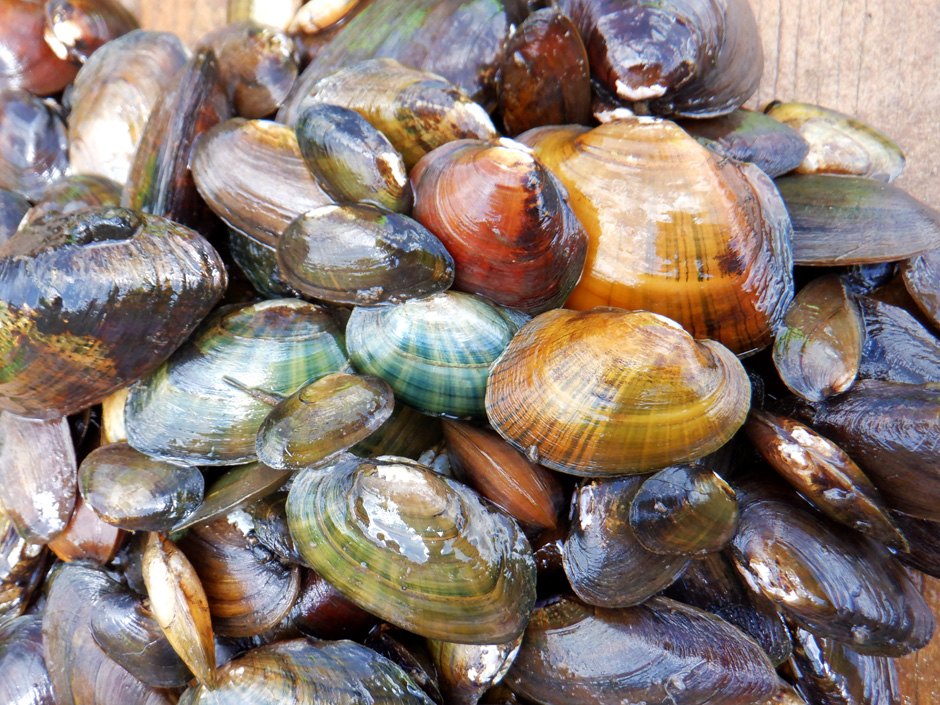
xmin=47 ymin=495 xmax=125 ymax=566
xmin=0 ymin=0 xmax=78 ymax=95
xmin=0 ymin=90 xmax=68 ymax=200
xmin=486 ymin=308 xmax=750 ymax=475
xmin=902 ymin=248 xmax=940 ymax=331
xmin=426 ymin=637 xmax=521 ymax=705
xmin=289 ymin=0 xmax=360 ymax=33
xmin=44 ymin=0 xmax=139 ymax=63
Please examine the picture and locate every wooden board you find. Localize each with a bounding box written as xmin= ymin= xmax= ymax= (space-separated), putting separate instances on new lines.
xmin=119 ymin=1 xmax=940 ymax=702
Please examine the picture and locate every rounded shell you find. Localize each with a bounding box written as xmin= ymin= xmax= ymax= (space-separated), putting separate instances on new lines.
xmin=485 ymin=308 xmax=751 ymax=475
xmin=286 ymin=455 xmax=537 ymax=644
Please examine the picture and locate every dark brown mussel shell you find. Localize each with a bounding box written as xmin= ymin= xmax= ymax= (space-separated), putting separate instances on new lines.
xmin=125 ymin=299 xmax=348 ymax=466
xmin=365 ymin=624 xmax=443 ymax=704
xmin=122 ymin=48 xmax=233 ymax=231
xmin=286 ymin=454 xmax=537 ymax=644
xmin=0 ymin=90 xmax=68 ymax=200
xmin=0 ymin=615 xmax=55 ymax=705
xmin=0 ymin=509 xmax=48 ymax=627
xmin=797 ymin=380 xmax=940 ymax=523
xmin=44 ymin=0 xmax=139 ymax=63
xmin=857 ymin=296 xmax=940 ymax=384
xmin=178 ymin=512 xmax=301 ymax=638
xmin=773 ymin=274 xmax=865 ymax=402
xmin=178 ymin=638 xmax=434 ymax=704
xmin=0 ymin=207 xmax=226 ymax=419
xmin=245 ymin=491 xmax=306 ymax=566
xmin=766 ymin=101 xmax=905 ymax=182
xmin=679 ymin=108 xmax=810 ymax=178
xmin=664 ymin=551 xmax=793 ymax=666
xmin=903 ymin=248 xmax=940 ymax=332
xmin=67 ymin=30 xmax=188 ymax=185
xmin=197 ymin=20 xmax=297 ymax=119
xmin=0 ymin=0 xmax=78 ymax=95
xmin=411 ymin=138 xmax=587 ymax=315
xmin=497 ymin=7 xmax=591 ymax=136
xmin=43 ymin=563 xmax=173 ymax=705
xmin=629 ymin=461 xmax=739 ymax=556
xmin=289 ymin=58 xmax=498 ymax=168
xmin=563 ymin=476 xmax=690 ymax=607
xmin=295 ymin=103 xmax=412 ymax=212
xmin=745 ymin=409 xmax=908 ymax=551
xmin=731 ymin=482 xmax=934 ymax=656
xmin=442 ymin=420 xmax=564 ymax=531
xmin=558 ymin=0 xmax=762 ymax=117
xmin=890 ymin=511 xmax=940 ymax=579
xmin=520 ymin=118 xmax=794 ymax=355
xmin=786 ymin=624 xmax=901 ymax=705
xmin=21 ymin=173 xmax=122 ymax=227
xmin=505 ymin=594 xmax=779 ymax=705
xmin=290 ymin=569 xmax=379 ymax=641
xmin=279 ymin=0 xmax=519 ymax=120
xmin=256 ymin=372 xmax=394 ymax=469
xmin=192 ymin=118 xmax=333 ymax=248
xmin=776 ymin=174 xmax=940 ymax=265
xmin=0 ymin=189 xmax=29 ymax=246
xmin=0 ymin=412 xmax=77 ymax=543
xmin=48 ymin=494 xmax=126 ymax=565
xmin=277 ymin=203 xmax=455 ymax=305
xmin=79 ymin=442 xmax=204 ymax=531
xmin=90 ymin=588 xmax=193 ymax=688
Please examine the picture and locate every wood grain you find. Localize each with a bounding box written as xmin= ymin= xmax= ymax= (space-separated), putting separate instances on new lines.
xmin=121 ymin=0 xmax=940 ymax=702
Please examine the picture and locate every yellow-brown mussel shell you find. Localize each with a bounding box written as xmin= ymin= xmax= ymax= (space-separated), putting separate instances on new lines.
xmin=485 ymin=308 xmax=750 ymax=476
xmin=519 ymin=117 xmax=794 ymax=356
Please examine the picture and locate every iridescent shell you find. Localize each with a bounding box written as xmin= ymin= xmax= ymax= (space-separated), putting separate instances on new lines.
xmin=485 ymin=308 xmax=750 ymax=475
xmin=519 ymin=117 xmax=794 ymax=355
xmin=286 ymin=455 xmax=537 ymax=644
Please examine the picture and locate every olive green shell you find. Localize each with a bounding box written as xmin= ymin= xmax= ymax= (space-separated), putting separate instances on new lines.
xmin=286 ymin=455 xmax=537 ymax=644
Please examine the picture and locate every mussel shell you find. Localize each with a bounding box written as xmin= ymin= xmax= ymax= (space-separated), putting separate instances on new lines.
xmin=277 ymin=203 xmax=454 ymax=306
xmin=902 ymin=248 xmax=940 ymax=332
xmin=857 ymin=296 xmax=940 ymax=384
xmin=773 ymin=274 xmax=865 ymax=402
xmin=290 ymin=569 xmax=379 ymax=641
xmin=347 ymin=291 xmax=522 ymax=418
xmin=294 ymin=103 xmax=412 ymax=211
xmin=349 ymin=401 xmax=444 ymax=459
xmin=0 ymin=189 xmax=29 ymax=246
xmin=426 ymin=637 xmax=521 ymax=705
xmin=520 ymin=118 xmax=794 ymax=355
xmin=731 ymin=485 xmax=934 ymax=656
xmin=21 ymin=173 xmax=122 ymax=227
xmin=227 ymin=225 xmax=298 ymax=299
xmin=564 ymin=476 xmax=690 ymax=607
xmin=0 ymin=0 xmax=78 ymax=95
xmin=79 ymin=442 xmax=204 ymax=531
xmin=125 ymin=298 xmax=348 ymax=466
xmin=44 ymin=0 xmax=139 ymax=63
xmin=0 ymin=510 xmax=47 ymax=628
xmin=0 ymin=206 xmax=227 ymax=419
xmin=745 ymin=409 xmax=908 ymax=551
xmin=178 ymin=638 xmax=434 ymax=704
xmin=67 ymin=30 xmax=189 ymax=186
xmin=0 ymin=90 xmax=69 ymax=201
xmin=497 ymin=8 xmax=591 ymax=136
xmin=43 ymin=563 xmax=173 ymax=705
xmin=0 ymin=615 xmax=55 ymax=705
xmin=766 ymin=101 xmax=905 ymax=181
xmin=411 ymin=138 xmax=588 ymax=315
xmin=289 ymin=58 xmax=498 ymax=168
xmin=256 ymin=372 xmax=394 ymax=470
xmin=48 ymin=494 xmax=125 ymax=565
xmin=286 ymin=454 xmax=537 ymax=644
xmin=486 ymin=308 xmax=750 ymax=475
xmin=777 ymin=174 xmax=940 ymax=265
xmin=679 ymin=108 xmax=810 ymax=178
xmin=890 ymin=511 xmax=940 ymax=579
xmin=505 ymin=595 xmax=779 ymax=705
xmin=364 ymin=624 xmax=443 ymax=704
xmin=192 ymin=118 xmax=333 ymax=249
xmin=629 ymin=462 xmax=739 ymax=556
xmin=245 ymin=492 xmax=307 ymax=566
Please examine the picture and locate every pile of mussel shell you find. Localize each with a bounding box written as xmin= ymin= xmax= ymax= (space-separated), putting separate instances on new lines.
xmin=3 ymin=0 xmax=940 ymax=703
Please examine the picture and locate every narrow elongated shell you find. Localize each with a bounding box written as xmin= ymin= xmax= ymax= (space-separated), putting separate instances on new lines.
xmin=776 ymin=174 xmax=940 ymax=265
xmin=563 ymin=476 xmax=690 ymax=607
xmin=347 ymin=291 xmax=522 ymax=418
xmin=286 ymin=455 xmax=537 ymax=644
xmin=0 ymin=616 xmax=55 ymax=705
xmin=520 ymin=118 xmax=794 ymax=355
xmin=0 ymin=207 xmax=227 ymax=419
xmin=767 ymin=101 xmax=905 ymax=181
xmin=411 ymin=138 xmax=587 ymax=315
xmin=745 ymin=410 xmax=907 ymax=551
xmin=486 ymin=308 xmax=750 ymax=475
xmin=179 ymin=639 xmax=434 ymax=704
xmin=277 ymin=203 xmax=454 ymax=306
xmin=290 ymin=58 xmax=497 ymax=168
xmin=256 ymin=372 xmax=394 ymax=469
xmin=125 ymin=299 xmax=348 ymax=466
xmin=773 ymin=275 xmax=864 ymax=402
xmin=505 ymin=595 xmax=779 ymax=705
xmin=903 ymin=248 xmax=940 ymax=331
xmin=0 ymin=510 xmax=48 ymax=628
xmin=732 ymin=486 xmax=934 ymax=656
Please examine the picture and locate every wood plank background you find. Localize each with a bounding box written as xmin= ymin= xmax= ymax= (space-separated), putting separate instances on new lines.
xmin=117 ymin=1 xmax=940 ymax=702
